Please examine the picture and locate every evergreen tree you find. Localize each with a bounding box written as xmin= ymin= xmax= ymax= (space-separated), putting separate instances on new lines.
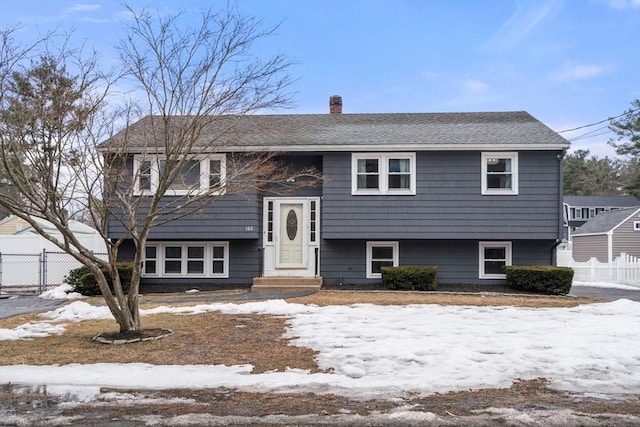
xmin=608 ymin=99 xmax=640 ymax=196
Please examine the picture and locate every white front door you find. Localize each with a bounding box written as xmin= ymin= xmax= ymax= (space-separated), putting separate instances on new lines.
xmin=263 ymin=197 xmax=319 ymax=277
xmin=277 ymin=202 xmax=305 ymax=267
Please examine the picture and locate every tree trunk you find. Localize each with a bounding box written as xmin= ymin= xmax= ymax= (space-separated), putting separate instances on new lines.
xmin=94 ymin=267 xmax=141 ymax=332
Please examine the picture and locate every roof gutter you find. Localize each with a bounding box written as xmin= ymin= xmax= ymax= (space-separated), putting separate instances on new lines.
xmin=106 ymin=143 xmax=572 ymax=155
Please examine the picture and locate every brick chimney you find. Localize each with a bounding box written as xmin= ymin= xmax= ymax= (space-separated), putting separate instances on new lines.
xmin=329 ymin=95 xmax=342 ymax=114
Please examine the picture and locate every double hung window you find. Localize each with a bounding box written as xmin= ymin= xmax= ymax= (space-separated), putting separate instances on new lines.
xmin=479 ymin=242 xmax=512 ymax=279
xmin=133 ymin=154 xmax=226 ymax=195
xmin=366 ymin=241 xmax=399 ymax=278
xmin=352 ymin=153 xmax=416 ymax=195
xmin=481 ymin=152 xmax=518 ymax=195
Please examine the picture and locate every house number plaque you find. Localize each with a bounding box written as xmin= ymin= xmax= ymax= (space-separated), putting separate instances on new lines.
xmin=286 ymin=209 xmax=298 ymax=240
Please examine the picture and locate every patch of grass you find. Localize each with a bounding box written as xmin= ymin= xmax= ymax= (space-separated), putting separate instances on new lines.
xmin=0 ymin=291 xmax=606 ymax=369
xmin=0 ymin=311 xmax=320 ymax=372
xmin=286 ymin=290 xmax=604 ymax=307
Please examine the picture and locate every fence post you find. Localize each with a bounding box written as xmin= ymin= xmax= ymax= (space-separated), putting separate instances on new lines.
xmin=40 ymin=249 xmax=47 ymax=294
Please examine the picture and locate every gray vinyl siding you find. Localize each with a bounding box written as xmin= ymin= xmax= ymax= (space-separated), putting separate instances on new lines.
xmin=108 ymin=154 xmax=322 ymax=240
xmin=572 ymin=235 xmax=609 ymax=262
xmin=108 ymin=194 xmax=261 ymax=240
xmin=320 ymin=239 xmax=556 ymax=285
xmin=613 ymin=214 xmax=640 ymax=258
xmin=321 ymin=151 xmax=562 ymax=240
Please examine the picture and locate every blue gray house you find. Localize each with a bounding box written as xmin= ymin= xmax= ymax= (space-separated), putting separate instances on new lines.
xmin=105 ymin=96 xmax=570 ymax=291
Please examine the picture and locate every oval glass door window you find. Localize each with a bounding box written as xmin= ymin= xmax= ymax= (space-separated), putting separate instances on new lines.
xmin=286 ymin=209 xmax=298 ymax=240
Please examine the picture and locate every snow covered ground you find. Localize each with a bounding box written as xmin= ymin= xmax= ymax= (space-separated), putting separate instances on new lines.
xmin=0 ymin=283 xmax=638 ymax=404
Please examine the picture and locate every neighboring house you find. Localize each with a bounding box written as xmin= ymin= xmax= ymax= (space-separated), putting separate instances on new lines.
xmin=0 ymin=215 xmax=29 ymax=234
xmin=563 ymin=195 xmax=640 ymax=239
xmin=103 ymin=96 xmax=570 ymax=290
xmin=0 ymin=215 xmax=107 ymax=254
xmin=572 ymin=206 xmax=640 ymax=263
xmin=0 ymin=215 xmax=108 ymax=291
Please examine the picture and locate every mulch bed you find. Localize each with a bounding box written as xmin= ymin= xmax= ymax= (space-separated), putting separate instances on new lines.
xmin=92 ymin=328 xmax=174 ymax=344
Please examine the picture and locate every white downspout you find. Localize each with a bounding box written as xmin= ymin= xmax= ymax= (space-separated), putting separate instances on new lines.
xmin=607 ymin=230 xmax=613 ymax=265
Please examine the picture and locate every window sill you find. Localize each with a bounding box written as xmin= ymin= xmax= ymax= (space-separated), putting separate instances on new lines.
xmin=352 ymin=191 xmax=416 ymax=196
xmin=481 ymin=191 xmax=518 ymax=196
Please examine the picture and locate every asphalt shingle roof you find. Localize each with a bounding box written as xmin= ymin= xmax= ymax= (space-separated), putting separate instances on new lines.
xmin=101 ymin=111 xmax=570 ymax=152
xmin=572 ymin=206 xmax=640 ymax=235
xmin=564 ymin=195 xmax=640 ymax=207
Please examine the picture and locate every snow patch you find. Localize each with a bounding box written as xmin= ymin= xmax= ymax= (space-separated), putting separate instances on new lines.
xmin=38 ymin=284 xmax=86 ymax=300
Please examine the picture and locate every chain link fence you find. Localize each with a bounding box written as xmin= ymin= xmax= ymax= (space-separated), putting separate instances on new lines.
xmin=0 ymin=250 xmax=108 ymax=296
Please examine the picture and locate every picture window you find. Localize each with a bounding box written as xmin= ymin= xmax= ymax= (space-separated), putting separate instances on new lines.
xmin=142 ymin=242 xmax=229 ymax=278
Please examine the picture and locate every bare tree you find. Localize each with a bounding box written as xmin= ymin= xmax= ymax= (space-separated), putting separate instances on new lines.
xmin=0 ymin=6 xmax=318 ymax=335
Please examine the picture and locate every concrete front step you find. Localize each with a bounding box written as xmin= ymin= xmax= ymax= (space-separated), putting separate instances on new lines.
xmin=252 ymin=276 xmax=322 ymax=289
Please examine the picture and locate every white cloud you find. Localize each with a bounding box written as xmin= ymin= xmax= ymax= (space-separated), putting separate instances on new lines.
xmin=483 ymin=0 xmax=559 ymax=52
xmin=441 ymin=77 xmax=494 ymax=109
xmin=606 ymin=0 xmax=640 ymax=9
xmin=464 ymin=79 xmax=489 ymax=92
xmin=550 ymin=63 xmax=611 ymax=81
xmin=66 ymin=4 xmax=101 ymax=13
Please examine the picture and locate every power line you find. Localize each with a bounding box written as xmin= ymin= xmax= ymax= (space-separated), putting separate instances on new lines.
xmin=567 ymin=124 xmax=612 ymax=141
xmin=557 ymin=108 xmax=640 ymax=134
xmin=570 ymin=129 xmax=613 ymax=142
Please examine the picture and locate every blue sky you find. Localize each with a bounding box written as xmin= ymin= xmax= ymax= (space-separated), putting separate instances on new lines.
xmin=1 ymin=0 xmax=639 ymax=157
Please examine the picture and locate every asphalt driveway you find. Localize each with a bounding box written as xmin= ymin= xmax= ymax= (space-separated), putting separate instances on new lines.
xmin=569 ymin=285 xmax=640 ymax=302
xmin=0 ymin=297 xmax=67 ymax=320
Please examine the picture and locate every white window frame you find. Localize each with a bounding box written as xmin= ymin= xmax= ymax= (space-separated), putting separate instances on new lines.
xmin=144 ymin=245 xmax=158 ymax=275
xmin=634 ymin=221 xmax=640 ymax=231
xmin=479 ymin=241 xmax=512 ymax=279
xmin=210 ymin=243 xmax=228 ymax=276
xmin=133 ymin=154 xmax=226 ymax=196
xmin=366 ymin=241 xmax=399 ymax=279
xmin=352 ymin=153 xmax=416 ymax=195
xmin=481 ymin=152 xmax=518 ymax=195
xmin=142 ymin=242 xmax=229 ymax=278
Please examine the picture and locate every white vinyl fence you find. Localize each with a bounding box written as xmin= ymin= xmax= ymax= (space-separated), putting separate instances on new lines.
xmin=558 ymin=249 xmax=640 ymax=287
